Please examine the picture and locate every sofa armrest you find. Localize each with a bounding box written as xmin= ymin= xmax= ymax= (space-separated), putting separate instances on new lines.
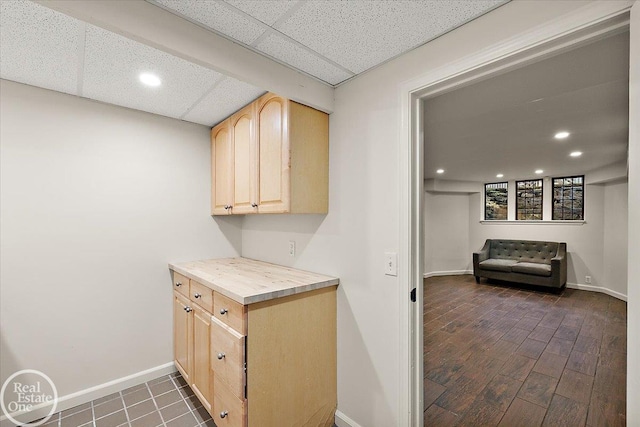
xmin=473 ymin=240 xmax=491 ymax=272
xmin=551 ymin=243 xmax=567 ymax=286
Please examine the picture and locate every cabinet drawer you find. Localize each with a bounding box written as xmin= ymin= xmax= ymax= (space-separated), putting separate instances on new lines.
xmin=211 ymin=317 xmax=245 ymax=399
xmin=190 ymin=280 xmax=214 ymax=312
xmin=214 ymin=292 xmax=246 ymax=334
xmin=173 ymin=272 xmax=190 ymax=298
xmin=213 ymin=377 xmax=246 ymax=427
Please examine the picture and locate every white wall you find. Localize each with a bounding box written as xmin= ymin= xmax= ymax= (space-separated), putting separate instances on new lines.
xmin=423 ymin=192 xmax=471 ymax=274
xmin=603 ymin=180 xmax=629 ymax=296
xmin=0 ymin=81 xmax=241 ymax=405
xmin=241 ymin=2 xmax=611 ymax=425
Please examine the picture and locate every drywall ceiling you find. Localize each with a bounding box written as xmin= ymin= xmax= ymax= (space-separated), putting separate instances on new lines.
xmin=423 ymin=31 xmax=630 ymax=183
xmin=1 ymin=0 xmax=507 ymax=128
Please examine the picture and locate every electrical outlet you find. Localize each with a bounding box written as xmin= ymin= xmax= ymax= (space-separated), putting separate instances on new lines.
xmin=585 ymin=275 xmax=591 ymax=284
xmin=384 ymin=252 xmax=397 ymax=276
xmin=288 ymin=241 xmax=296 ymax=257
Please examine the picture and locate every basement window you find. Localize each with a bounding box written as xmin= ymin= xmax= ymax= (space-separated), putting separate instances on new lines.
xmin=516 ymin=179 xmax=543 ymax=220
xmin=484 ymin=182 xmax=508 ymax=220
xmin=553 ymin=175 xmax=584 ymax=220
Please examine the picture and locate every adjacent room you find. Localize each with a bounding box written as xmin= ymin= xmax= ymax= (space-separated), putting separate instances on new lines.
xmin=422 ymin=30 xmax=629 ymax=424
xmin=1 ymin=1 xmax=638 ymax=427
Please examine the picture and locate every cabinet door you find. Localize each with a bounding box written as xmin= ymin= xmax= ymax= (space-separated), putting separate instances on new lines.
xmin=231 ymin=105 xmax=257 ymax=214
xmin=192 ymin=305 xmax=213 ymax=413
xmin=211 ymin=120 xmax=234 ymax=215
xmin=257 ymin=94 xmax=290 ymax=213
xmin=174 ymin=293 xmax=192 ymax=382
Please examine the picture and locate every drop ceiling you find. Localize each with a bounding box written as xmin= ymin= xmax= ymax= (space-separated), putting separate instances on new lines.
xmin=1 ymin=0 xmax=507 ymax=127
xmin=423 ymin=31 xmax=630 ymax=183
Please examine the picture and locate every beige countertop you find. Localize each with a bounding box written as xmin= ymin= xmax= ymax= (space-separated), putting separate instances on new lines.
xmin=169 ymin=257 xmax=339 ymax=305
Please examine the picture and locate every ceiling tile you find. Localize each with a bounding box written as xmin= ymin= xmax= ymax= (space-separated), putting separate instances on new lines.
xmin=255 ymin=33 xmax=353 ymax=85
xmin=223 ymin=0 xmax=298 ymax=26
xmin=152 ymin=0 xmax=265 ymax=45
xmin=83 ymin=25 xmax=222 ymax=120
xmin=183 ymin=77 xmax=265 ymax=126
xmin=0 ymin=0 xmax=80 ymax=95
xmin=277 ymin=0 xmax=506 ymax=74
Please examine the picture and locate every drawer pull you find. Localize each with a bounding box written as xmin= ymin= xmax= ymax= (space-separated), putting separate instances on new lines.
xmin=220 ymin=411 xmax=228 ymax=419
xmin=184 ymin=307 xmax=192 ymax=313
xmin=251 ymin=203 xmax=258 ymax=208
xmin=175 ymin=282 xmax=182 ymax=287
xmin=194 ymin=293 xmax=201 ymax=299
xmin=220 ymin=308 xmax=228 ymax=315
xmin=217 ymin=353 xmax=225 ymax=360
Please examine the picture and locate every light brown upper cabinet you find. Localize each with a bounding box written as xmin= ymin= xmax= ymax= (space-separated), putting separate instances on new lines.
xmin=210 ymin=92 xmax=329 ymax=215
xmin=231 ymin=104 xmax=257 ymax=215
xmin=211 ymin=120 xmax=234 ymax=215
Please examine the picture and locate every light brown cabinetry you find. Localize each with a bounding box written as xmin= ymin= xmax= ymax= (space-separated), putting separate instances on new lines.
xmin=211 ymin=120 xmax=233 ymax=215
xmin=170 ymin=259 xmax=338 ymax=427
xmin=210 ymin=92 xmax=329 ymax=215
xmin=172 ymin=273 xmax=213 ymax=412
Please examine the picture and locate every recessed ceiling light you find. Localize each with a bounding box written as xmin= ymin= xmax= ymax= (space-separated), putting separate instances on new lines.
xmin=436 ymin=169 xmax=444 ymax=174
xmin=139 ymin=72 xmax=161 ymax=87
xmin=570 ymin=151 xmax=582 ymax=157
xmin=535 ymin=169 xmax=544 ymax=174
xmin=496 ymin=174 xmax=504 ymax=178
xmin=554 ymin=131 xmax=570 ymax=139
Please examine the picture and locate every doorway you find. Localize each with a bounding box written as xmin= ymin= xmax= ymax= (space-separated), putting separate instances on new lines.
xmin=400 ymin=6 xmax=637 ymax=426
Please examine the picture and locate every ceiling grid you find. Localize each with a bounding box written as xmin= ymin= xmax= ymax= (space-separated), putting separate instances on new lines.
xmin=1 ymin=0 xmax=509 ymax=126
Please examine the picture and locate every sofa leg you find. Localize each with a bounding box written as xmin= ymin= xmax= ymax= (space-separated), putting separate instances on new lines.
xmin=475 ymin=276 xmax=480 ymax=284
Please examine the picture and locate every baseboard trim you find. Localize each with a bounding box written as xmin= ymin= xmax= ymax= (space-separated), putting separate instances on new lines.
xmin=424 ymin=270 xmax=472 ymax=278
xmin=423 ymin=272 xmax=628 ymax=302
xmin=0 ymin=362 xmax=176 ymax=425
xmin=567 ymin=282 xmax=627 ymax=302
xmin=335 ymin=410 xmax=363 ymax=427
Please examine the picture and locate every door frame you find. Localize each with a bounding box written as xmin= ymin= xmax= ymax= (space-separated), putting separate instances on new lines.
xmin=397 ymin=2 xmax=635 ymax=425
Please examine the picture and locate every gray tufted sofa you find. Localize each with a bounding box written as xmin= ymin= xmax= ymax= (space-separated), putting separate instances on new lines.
xmin=473 ymin=239 xmax=567 ymax=289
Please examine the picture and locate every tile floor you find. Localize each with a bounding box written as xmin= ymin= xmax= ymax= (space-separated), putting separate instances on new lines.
xmin=36 ymin=372 xmax=214 ymax=427
xmin=424 ymin=275 xmax=627 ymax=426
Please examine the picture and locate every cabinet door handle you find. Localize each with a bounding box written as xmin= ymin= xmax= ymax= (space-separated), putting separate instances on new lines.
xmin=217 ymin=353 xmax=225 ymax=360
xmin=219 ymin=308 xmax=228 ymax=315
xmin=220 ymin=411 xmax=228 ymax=419
xmin=194 ymin=293 xmax=201 ymax=299
xmin=184 ymin=307 xmax=192 ymax=313
xmin=251 ymin=203 xmax=258 ymax=208
xmin=175 ymin=282 xmax=182 ymax=287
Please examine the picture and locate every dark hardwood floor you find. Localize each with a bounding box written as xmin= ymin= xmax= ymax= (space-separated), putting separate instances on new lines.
xmin=424 ymin=275 xmax=626 ymax=426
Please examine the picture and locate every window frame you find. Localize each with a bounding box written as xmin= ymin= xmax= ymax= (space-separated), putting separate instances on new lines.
xmin=515 ymin=178 xmax=543 ymax=220
xmin=552 ymin=175 xmax=585 ymax=220
xmin=484 ymin=181 xmax=509 ymax=220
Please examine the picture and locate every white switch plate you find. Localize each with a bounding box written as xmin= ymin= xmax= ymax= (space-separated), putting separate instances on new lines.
xmin=384 ymin=252 xmax=397 ymax=276
xmin=585 ymin=275 xmax=591 ymax=284
xmin=289 ymin=241 xmax=296 ymax=257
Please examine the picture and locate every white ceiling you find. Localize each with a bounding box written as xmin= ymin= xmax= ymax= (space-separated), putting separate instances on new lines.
xmin=423 ymin=31 xmax=630 ymax=183
xmin=1 ymin=0 xmax=507 ymax=128
xmin=151 ymin=0 xmax=507 ymax=86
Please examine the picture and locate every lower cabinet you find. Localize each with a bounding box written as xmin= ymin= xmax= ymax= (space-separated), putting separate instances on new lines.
xmin=172 ymin=271 xmax=337 ymax=427
xmin=172 ymin=273 xmax=214 ymax=413
xmin=191 ymin=305 xmax=213 ymax=412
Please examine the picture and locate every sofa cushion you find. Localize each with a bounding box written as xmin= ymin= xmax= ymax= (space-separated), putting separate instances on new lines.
xmin=489 ymin=240 xmax=558 ymax=263
xmin=479 ymin=259 xmax=518 ymax=272
xmin=512 ymin=262 xmax=552 ymax=277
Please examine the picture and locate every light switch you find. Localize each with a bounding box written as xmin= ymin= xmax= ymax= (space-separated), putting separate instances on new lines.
xmin=289 ymin=241 xmax=296 ymax=257
xmin=385 ymin=252 xmax=397 ymax=276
